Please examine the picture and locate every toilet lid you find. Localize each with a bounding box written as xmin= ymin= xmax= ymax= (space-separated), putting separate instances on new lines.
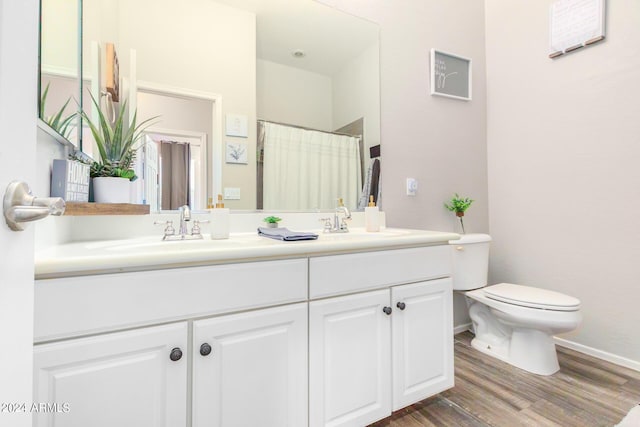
xmin=484 ymin=283 xmax=580 ymax=311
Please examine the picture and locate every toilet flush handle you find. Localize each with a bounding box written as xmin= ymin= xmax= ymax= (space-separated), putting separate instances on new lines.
xmin=455 ymin=246 xmax=464 ymax=251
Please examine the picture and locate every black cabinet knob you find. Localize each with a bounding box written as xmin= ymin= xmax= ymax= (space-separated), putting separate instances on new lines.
xmin=383 ymin=306 xmax=392 ymax=315
xmin=169 ymin=347 xmax=183 ymax=361
xmin=200 ymin=343 xmax=212 ymax=356
xmin=397 ymin=302 xmax=406 ymax=310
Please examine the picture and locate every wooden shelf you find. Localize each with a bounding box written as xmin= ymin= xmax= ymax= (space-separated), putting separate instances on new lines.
xmin=63 ymin=202 xmax=150 ymax=216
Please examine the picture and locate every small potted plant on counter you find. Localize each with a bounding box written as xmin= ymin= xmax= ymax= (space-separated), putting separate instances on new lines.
xmin=263 ymin=216 xmax=282 ymax=228
xmin=444 ymin=193 xmax=474 ymax=234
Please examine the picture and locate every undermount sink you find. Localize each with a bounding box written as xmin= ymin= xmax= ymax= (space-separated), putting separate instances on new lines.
xmin=82 ymin=233 xmax=264 ymax=253
xmin=319 ymin=228 xmax=413 ymax=239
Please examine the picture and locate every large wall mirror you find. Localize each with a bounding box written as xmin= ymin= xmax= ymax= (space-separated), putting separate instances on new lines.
xmin=40 ymin=0 xmax=380 ymax=212
xmin=39 ymin=0 xmax=82 ymax=148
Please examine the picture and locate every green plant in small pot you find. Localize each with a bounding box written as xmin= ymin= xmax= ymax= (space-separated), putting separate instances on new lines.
xmin=263 ymin=216 xmax=282 ymax=228
xmin=444 ymin=193 xmax=474 ymax=234
xmin=81 ymin=94 xmax=158 ymax=203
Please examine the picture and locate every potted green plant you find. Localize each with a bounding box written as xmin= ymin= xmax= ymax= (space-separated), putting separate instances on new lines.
xmin=263 ymin=216 xmax=282 ymax=228
xmin=81 ymin=94 xmax=158 ymax=203
xmin=444 ymin=193 xmax=474 ymax=234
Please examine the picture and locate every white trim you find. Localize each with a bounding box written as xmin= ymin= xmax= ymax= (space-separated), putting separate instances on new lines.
xmin=41 ymin=65 xmax=78 ymax=79
xmin=454 ymin=322 xmax=472 ymax=335
xmin=554 ymin=337 xmax=640 ymax=372
xmin=136 ymin=80 xmax=223 ymax=203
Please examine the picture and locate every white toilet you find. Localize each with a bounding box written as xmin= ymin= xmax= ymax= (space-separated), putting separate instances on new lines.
xmin=450 ymin=234 xmax=582 ymax=375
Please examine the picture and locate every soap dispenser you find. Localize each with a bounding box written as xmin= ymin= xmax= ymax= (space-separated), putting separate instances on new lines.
xmin=365 ymin=195 xmax=380 ymax=232
xmin=210 ymin=194 xmax=230 ymax=239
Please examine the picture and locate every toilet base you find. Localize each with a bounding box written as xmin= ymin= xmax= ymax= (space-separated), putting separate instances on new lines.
xmin=471 ymin=328 xmax=560 ymax=375
xmin=468 ymin=301 xmax=562 ymax=376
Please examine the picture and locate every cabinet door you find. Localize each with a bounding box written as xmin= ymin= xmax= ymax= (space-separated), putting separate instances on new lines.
xmin=33 ymin=323 xmax=188 ymax=427
xmin=309 ymin=289 xmax=392 ymax=427
xmin=192 ymin=303 xmax=307 ymax=427
xmin=391 ymin=278 xmax=454 ymax=410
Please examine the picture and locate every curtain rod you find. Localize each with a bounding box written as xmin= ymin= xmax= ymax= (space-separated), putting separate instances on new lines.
xmin=257 ymin=119 xmax=362 ymax=139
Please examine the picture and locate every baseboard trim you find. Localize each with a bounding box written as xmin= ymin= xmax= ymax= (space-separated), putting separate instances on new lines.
xmin=454 ymin=323 xmax=472 ymax=335
xmin=554 ymin=337 xmax=640 ymax=373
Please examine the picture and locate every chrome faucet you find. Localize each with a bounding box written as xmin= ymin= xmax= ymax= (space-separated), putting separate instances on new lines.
xmin=319 ymin=198 xmax=351 ymax=233
xmin=155 ymin=205 xmax=208 ymax=241
xmin=178 ymin=205 xmax=191 ymax=235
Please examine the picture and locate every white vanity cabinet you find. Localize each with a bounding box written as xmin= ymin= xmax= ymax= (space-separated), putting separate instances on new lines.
xmin=33 ymin=323 xmax=188 ymax=427
xmin=34 ymin=236 xmax=456 ymax=427
xmin=192 ymin=303 xmax=308 ymax=427
xmin=308 ymin=247 xmax=454 ymax=427
xmin=33 ymin=259 xmax=309 ymax=427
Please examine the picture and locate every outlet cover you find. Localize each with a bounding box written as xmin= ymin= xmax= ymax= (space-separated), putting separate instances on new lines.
xmin=406 ymin=178 xmax=417 ymax=196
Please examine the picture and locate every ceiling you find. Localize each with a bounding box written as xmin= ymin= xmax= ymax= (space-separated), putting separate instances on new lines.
xmin=213 ymin=0 xmax=379 ymax=76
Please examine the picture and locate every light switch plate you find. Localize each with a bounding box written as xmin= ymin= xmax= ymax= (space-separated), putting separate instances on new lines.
xmin=224 ymin=187 xmax=241 ymax=200
xmin=406 ymin=178 xmax=417 ymax=196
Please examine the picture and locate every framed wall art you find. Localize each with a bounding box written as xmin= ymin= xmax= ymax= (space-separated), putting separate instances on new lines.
xmin=225 ymin=141 xmax=248 ymax=164
xmin=430 ymin=49 xmax=472 ymax=101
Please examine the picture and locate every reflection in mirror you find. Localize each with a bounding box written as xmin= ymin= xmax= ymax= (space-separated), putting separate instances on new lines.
xmin=79 ymin=0 xmax=379 ymax=211
xmin=135 ymin=91 xmax=211 ymax=211
xmin=39 ymin=0 xmax=81 ymax=147
xmin=244 ymin=0 xmax=381 ymax=211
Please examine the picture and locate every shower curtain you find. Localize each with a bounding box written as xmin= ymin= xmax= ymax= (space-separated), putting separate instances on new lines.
xmin=160 ymin=141 xmax=191 ymax=210
xmin=261 ymin=121 xmax=362 ymax=210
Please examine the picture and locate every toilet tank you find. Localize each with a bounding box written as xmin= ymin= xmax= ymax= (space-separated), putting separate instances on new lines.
xmin=449 ymin=233 xmax=491 ymax=290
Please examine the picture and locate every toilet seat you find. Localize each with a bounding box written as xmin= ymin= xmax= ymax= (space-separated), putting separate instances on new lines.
xmin=484 ymin=283 xmax=580 ymax=312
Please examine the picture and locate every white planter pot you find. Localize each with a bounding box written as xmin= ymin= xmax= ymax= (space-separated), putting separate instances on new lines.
xmin=93 ymin=177 xmax=131 ymax=203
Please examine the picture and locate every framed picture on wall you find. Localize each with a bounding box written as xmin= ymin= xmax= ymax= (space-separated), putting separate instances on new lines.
xmin=226 ymin=141 xmax=248 ymax=164
xmin=430 ymin=49 xmax=472 ymax=101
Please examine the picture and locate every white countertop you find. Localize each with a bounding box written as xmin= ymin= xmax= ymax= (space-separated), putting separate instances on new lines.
xmin=35 ymin=227 xmax=460 ymax=279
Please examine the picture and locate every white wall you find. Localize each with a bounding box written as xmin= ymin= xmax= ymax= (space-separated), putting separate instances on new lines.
xmin=486 ymin=0 xmax=640 ymax=366
xmin=332 ymin=42 xmax=381 ymax=161
xmin=137 ymin=92 xmax=212 ymax=137
xmin=257 ymin=59 xmax=333 ymax=131
xmin=40 ymin=0 xmax=77 ymax=74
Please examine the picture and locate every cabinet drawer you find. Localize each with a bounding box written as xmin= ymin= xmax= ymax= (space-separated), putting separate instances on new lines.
xmin=35 ymin=259 xmax=308 ymax=342
xmin=309 ymin=246 xmax=450 ymax=299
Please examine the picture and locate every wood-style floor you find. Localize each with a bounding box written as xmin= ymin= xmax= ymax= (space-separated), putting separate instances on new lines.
xmin=371 ymin=332 xmax=640 ymax=427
